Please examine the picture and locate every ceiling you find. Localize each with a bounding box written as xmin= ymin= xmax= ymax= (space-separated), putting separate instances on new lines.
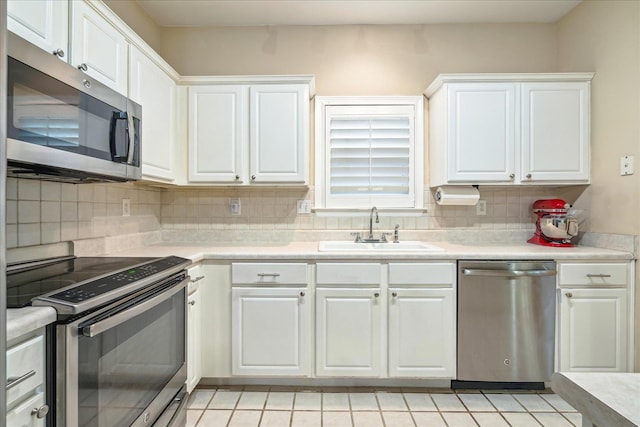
xmin=136 ymin=0 xmax=583 ymax=27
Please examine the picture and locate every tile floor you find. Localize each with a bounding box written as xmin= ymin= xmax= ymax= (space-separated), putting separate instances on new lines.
xmin=186 ymin=387 xmax=581 ymax=427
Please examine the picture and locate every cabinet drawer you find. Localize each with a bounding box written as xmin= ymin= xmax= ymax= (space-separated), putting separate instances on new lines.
xmin=316 ymin=263 xmax=381 ymax=285
xmin=232 ymin=263 xmax=307 ymax=284
xmin=558 ymin=263 xmax=628 ymax=286
xmin=388 ymin=263 xmax=455 ymax=286
xmin=7 ymin=333 xmax=44 ymax=407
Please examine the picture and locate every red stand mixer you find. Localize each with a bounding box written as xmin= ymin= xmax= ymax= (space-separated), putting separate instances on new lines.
xmin=528 ymin=199 xmax=579 ymax=247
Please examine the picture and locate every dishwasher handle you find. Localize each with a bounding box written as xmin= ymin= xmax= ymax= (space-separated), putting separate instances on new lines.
xmin=462 ymin=268 xmax=557 ymax=278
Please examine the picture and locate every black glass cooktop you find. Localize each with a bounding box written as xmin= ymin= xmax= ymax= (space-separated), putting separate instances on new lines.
xmin=6 ymin=256 xmax=157 ymax=308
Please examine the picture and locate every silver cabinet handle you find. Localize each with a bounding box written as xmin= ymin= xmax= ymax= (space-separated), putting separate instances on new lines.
xmin=6 ymin=370 xmax=36 ymax=390
xmin=257 ymin=273 xmax=280 ymax=277
xmin=31 ymin=405 xmax=49 ymax=419
xmin=391 ymin=292 xmax=398 ymax=297
xmin=188 ymin=300 xmax=196 ymax=306
xmin=526 ymin=173 xmax=532 ymax=179
xmin=586 ymin=273 xmax=612 ymax=278
xmin=566 ymin=292 xmax=573 ymax=298
xmin=52 ymin=48 xmax=65 ymax=58
xmin=509 ymin=173 xmax=515 ymax=179
xmin=190 ymin=275 xmax=205 ymax=283
xmin=374 ymin=292 xmax=380 ymax=298
xmin=77 ymin=63 xmax=88 ymax=71
xmin=300 ymin=291 xmax=305 ymax=297
xmin=462 ymin=268 xmax=556 ymax=277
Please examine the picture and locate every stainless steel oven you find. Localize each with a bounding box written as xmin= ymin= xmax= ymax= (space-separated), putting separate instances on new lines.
xmin=6 ymin=32 xmax=141 ymax=183
xmin=7 ymin=256 xmax=191 ymax=427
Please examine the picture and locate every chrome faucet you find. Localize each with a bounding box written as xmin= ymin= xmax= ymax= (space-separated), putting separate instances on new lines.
xmin=368 ymin=206 xmax=379 ymax=240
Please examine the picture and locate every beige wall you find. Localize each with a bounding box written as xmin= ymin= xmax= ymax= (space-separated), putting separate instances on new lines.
xmin=159 ymin=24 xmax=556 ymax=94
xmin=103 ymin=0 xmax=163 ymax=52
xmin=557 ymin=0 xmax=640 ymax=372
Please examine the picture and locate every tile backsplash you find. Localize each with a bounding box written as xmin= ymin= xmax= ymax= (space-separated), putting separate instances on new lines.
xmin=6 ymin=178 xmax=562 ymax=249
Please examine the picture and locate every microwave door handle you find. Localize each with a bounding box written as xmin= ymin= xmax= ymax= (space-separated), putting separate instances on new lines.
xmin=81 ymin=277 xmax=187 ymax=338
xmin=109 ymin=111 xmax=129 ymax=162
xmin=126 ymin=112 xmax=135 ymax=164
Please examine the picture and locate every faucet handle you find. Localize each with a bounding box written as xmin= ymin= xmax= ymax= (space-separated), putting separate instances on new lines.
xmin=350 ymin=232 xmax=363 ymax=243
xmin=381 ymin=232 xmax=393 ymax=243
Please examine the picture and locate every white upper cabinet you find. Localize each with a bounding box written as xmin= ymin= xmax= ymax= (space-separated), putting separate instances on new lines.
xmin=250 ymin=85 xmax=308 ymax=183
xmin=129 ymin=45 xmax=177 ymax=182
xmin=70 ymin=0 xmax=129 ymax=95
xmin=425 ymin=74 xmax=593 ymax=187
xmin=521 ymin=82 xmax=590 ymax=182
xmin=188 ymin=85 xmax=246 ymax=183
xmin=186 ymin=77 xmax=313 ymax=186
xmin=7 ymin=0 xmax=68 ymax=61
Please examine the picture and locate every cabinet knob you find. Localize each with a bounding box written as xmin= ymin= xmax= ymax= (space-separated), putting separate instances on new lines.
xmin=31 ymin=405 xmax=49 ymax=419
xmin=526 ymin=173 xmax=532 ymax=179
xmin=374 ymin=292 xmax=380 ymax=298
xmin=235 ymin=175 xmax=240 ymax=180
xmin=300 ymin=291 xmax=305 ymax=297
xmin=251 ymin=175 xmax=256 ymax=180
xmin=189 ymin=300 xmax=196 ymax=306
xmin=78 ymin=63 xmax=88 ymax=72
xmin=392 ymin=292 xmax=398 ymax=297
xmin=565 ymin=292 xmax=573 ymax=298
xmin=52 ymin=48 xmax=65 ymax=58
xmin=509 ymin=173 xmax=515 ymax=179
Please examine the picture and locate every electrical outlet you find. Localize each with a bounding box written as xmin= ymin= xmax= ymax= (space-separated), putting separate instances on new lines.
xmin=297 ymin=199 xmax=312 ymax=214
xmin=122 ymin=199 xmax=130 ymax=217
xmin=620 ymin=155 xmax=634 ymax=176
xmin=476 ymin=200 xmax=487 ymax=216
xmin=230 ymin=199 xmax=241 ymax=216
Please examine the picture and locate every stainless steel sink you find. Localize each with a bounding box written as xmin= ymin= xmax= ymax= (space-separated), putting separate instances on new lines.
xmin=318 ymin=241 xmax=444 ymax=252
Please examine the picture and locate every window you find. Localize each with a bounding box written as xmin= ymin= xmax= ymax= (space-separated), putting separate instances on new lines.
xmin=315 ymin=97 xmax=424 ymax=210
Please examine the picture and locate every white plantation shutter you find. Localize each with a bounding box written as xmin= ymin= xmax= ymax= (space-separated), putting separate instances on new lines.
xmin=324 ymin=104 xmax=418 ymax=208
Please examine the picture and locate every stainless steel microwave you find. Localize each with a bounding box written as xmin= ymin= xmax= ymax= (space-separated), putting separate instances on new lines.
xmin=6 ymin=33 xmax=142 ymax=183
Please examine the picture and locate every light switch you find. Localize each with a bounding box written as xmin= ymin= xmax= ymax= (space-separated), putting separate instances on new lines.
xmin=620 ymin=155 xmax=634 ymax=176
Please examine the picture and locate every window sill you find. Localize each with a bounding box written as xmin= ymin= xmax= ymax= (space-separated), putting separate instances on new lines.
xmin=313 ymin=208 xmax=428 ymax=217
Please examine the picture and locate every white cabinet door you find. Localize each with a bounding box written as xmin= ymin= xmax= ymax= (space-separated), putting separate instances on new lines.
xmin=232 ymin=287 xmax=310 ymax=376
xmin=186 ymin=266 xmax=202 ymax=393
xmin=446 ymin=83 xmax=516 ymax=182
xmin=8 ymin=0 xmax=68 ymax=61
xmin=559 ymin=288 xmax=628 ymax=372
xmin=129 ymin=46 xmax=176 ymax=182
xmin=316 ymin=288 xmax=382 ymax=377
xmin=6 ymin=392 xmax=46 ymax=427
xmin=70 ymin=0 xmax=128 ymax=95
xmin=521 ymin=82 xmax=590 ymax=183
xmin=388 ymin=288 xmax=455 ymax=378
xmin=250 ymin=84 xmax=308 ymax=183
xmin=188 ymin=85 xmax=246 ymax=183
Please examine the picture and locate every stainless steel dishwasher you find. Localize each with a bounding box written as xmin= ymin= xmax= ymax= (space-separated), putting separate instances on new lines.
xmin=457 ymin=261 xmax=557 ymax=386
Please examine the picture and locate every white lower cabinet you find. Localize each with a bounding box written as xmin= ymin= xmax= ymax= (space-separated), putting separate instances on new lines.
xmin=388 ymin=288 xmax=455 ymax=377
xmin=186 ymin=265 xmax=203 ymax=393
xmin=559 ymin=288 xmax=628 ymax=372
xmin=557 ymin=261 xmax=633 ymax=373
xmin=232 ymin=287 xmax=310 ymax=376
xmin=6 ymin=328 xmax=48 ymax=426
xmin=315 ymin=288 xmax=382 ymax=377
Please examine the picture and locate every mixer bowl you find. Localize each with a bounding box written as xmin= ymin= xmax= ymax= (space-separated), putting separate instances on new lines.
xmin=540 ymin=216 xmax=578 ymax=240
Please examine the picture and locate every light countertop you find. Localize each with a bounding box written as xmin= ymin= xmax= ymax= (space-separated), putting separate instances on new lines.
xmin=552 ymin=372 xmax=640 ymax=427
xmin=7 ymin=241 xmax=633 ymax=340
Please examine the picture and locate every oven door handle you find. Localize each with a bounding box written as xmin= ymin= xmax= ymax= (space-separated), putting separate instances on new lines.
xmin=82 ymin=278 xmax=187 ymax=338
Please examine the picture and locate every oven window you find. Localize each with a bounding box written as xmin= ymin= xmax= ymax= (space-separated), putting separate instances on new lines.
xmin=77 ymin=289 xmax=185 ymax=427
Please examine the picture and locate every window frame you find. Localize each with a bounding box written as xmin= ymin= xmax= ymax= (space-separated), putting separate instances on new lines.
xmin=314 ymin=96 xmax=424 ymax=213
